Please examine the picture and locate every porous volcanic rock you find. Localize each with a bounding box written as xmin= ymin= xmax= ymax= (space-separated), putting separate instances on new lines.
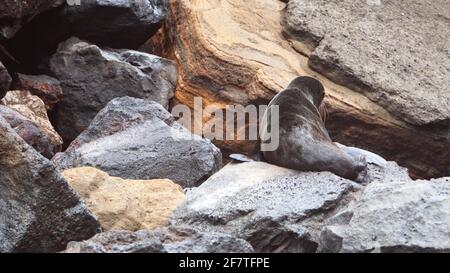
xmin=53 ymin=96 xmax=222 ymax=188
xmin=49 ymin=37 xmax=177 ymax=143
xmin=0 ymin=116 xmax=100 ymax=253
xmin=64 ymin=226 xmax=254 ymax=253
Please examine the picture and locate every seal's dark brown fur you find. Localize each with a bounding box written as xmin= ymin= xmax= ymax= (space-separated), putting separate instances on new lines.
xmin=261 ymin=76 xmax=366 ymax=181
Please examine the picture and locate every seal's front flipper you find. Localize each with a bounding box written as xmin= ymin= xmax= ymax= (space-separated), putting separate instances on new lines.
xmin=229 ymin=154 xmax=256 ymax=163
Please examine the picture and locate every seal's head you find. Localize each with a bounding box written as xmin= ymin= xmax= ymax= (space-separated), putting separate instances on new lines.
xmin=287 ymin=76 xmax=325 ymax=108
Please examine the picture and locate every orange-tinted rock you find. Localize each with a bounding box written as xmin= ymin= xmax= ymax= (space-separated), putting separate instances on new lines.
xmin=14 ymin=74 xmax=62 ymax=110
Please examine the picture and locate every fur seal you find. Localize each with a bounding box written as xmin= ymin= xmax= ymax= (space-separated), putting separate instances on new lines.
xmin=259 ymin=76 xmax=367 ymax=181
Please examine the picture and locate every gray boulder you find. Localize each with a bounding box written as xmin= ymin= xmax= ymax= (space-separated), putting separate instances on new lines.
xmin=171 ymin=161 xmax=362 ymax=253
xmin=53 ymin=96 xmax=222 ymax=188
xmin=0 ymin=116 xmax=100 ymax=253
xmin=50 ymin=37 xmax=177 ymax=143
xmin=283 ymin=0 xmax=450 ymax=126
xmin=64 ymin=226 xmax=254 ymax=253
xmin=0 ymin=61 xmax=11 ymax=99
xmin=319 ymin=176 xmax=450 ymax=253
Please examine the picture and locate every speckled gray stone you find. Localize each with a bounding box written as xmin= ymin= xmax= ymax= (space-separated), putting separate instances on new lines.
xmin=283 ymin=0 xmax=450 ymax=126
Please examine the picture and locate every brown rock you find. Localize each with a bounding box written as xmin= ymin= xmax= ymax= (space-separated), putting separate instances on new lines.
xmin=62 ymin=167 xmax=186 ymax=232
xmin=0 ymin=61 xmax=11 ymax=99
xmin=13 ymin=74 xmax=63 ymax=110
xmin=0 ymin=105 xmax=55 ymax=158
xmin=165 ymin=0 xmax=449 ymax=178
xmin=2 ymin=90 xmax=62 ymax=155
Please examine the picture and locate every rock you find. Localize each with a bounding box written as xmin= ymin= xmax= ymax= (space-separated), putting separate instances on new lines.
xmin=283 ymin=0 xmax=450 ymax=126
xmin=0 ymin=61 xmax=11 ymax=98
xmin=62 ymin=167 xmax=186 ymax=231
xmin=64 ymin=226 xmax=254 ymax=253
xmin=7 ymin=0 xmax=168 ymax=66
xmin=2 ymin=90 xmax=62 ymax=156
xmin=166 ymin=0 xmax=450 ymax=178
xmin=0 ymin=105 xmax=55 ymax=158
xmin=53 ymin=96 xmax=222 ymax=188
xmin=49 ymin=37 xmax=177 ymax=143
xmin=0 ymin=0 xmax=63 ymax=40
xmin=13 ymin=73 xmax=63 ymax=110
xmin=0 ymin=116 xmax=100 ymax=253
xmin=319 ymin=175 xmax=450 ymax=253
xmin=171 ymin=162 xmax=362 ymax=253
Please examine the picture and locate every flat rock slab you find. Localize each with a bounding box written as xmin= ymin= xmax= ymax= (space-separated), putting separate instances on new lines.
xmin=319 ymin=177 xmax=450 ymax=253
xmin=284 ymin=0 xmax=450 ymax=125
xmin=53 ymin=96 xmax=222 ymax=188
xmin=0 ymin=116 xmax=100 ymax=253
xmin=171 ymin=162 xmax=362 ymax=253
xmin=64 ymin=227 xmax=254 ymax=253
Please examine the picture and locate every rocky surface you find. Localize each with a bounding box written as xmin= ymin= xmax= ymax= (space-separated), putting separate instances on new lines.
xmin=2 ymin=90 xmax=62 ymax=156
xmin=0 ymin=105 xmax=55 ymax=158
xmin=166 ymin=0 xmax=450 ymax=178
xmin=13 ymin=73 xmax=63 ymax=110
xmin=0 ymin=116 xmax=100 ymax=253
xmin=171 ymin=162 xmax=363 ymax=253
xmin=283 ymin=0 xmax=450 ymax=126
xmin=64 ymin=226 xmax=254 ymax=253
xmin=62 ymin=167 xmax=185 ymax=231
xmin=53 ymin=97 xmax=222 ymax=188
xmin=319 ymin=176 xmax=450 ymax=253
xmin=6 ymin=0 xmax=168 ymax=68
xmin=49 ymin=37 xmax=177 ymax=143
xmin=0 ymin=0 xmax=63 ymax=40
xmin=0 ymin=61 xmax=11 ymax=99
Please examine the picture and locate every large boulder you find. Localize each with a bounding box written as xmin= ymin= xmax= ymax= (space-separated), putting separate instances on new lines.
xmin=2 ymin=90 xmax=62 ymax=156
xmin=62 ymin=167 xmax=186 ymax=231
xmin=319 ymin=176 xmax=450 ymax=253
xmin=0 ymin=105 xmax=56 ymax=158
xmin=0 ymin=0 xmax=63 ymax=40
xmin=171 ymin=161 xmax=362 ymax=253
xmin=165 ymin=0 xmax=450 ymax=178
xmin=13 ymin=73 xmax=63 ymax=110
xmin=0 ymin=61 xmax=11 ymax=98
xmin=0 ymin=116 xmax=100 ymax=253
xmin=283 ymin=0 xmax=450 ymax=126
xmin=49 ymin=38 xmax=177 ymax=143
xmin=53 ymin=97 xmax=222 ymax=188
xmin=6 ymin=0 xmax=168 ymax=66
xmin=64 ymin=226 xmax=254 ymax=253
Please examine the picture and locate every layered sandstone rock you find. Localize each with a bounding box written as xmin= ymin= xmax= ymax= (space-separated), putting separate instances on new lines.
xmin=1 ymin=90 xmax=62 ymax=156
xmin=0 ymin=116 xmax=100 ymax=253
xmin=62 ymin=167 xmax=186 ymax=231
xmin=165 ymin=0 xmax=450 ymax=178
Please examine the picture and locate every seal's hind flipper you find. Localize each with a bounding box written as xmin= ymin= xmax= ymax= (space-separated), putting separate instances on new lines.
xmin=229 ymin=154 xmax=256 ymax=162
